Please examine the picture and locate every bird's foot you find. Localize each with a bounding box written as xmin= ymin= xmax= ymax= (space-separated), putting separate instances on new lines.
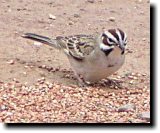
xmin=102 ymin=78 xmax=123 ymax=89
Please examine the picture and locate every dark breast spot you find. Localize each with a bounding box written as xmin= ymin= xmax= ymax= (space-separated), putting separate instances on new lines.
xmin=108 ymin=64 xmax=114 ymax=67
xmin=103 ymin=48 xmax=113 ymax=56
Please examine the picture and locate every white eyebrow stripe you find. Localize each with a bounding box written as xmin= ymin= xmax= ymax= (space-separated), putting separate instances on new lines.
xmin=116 ymin=29 xmax=123 ymax=46
xmin=124 ymin=32 xmax=127 ymax=43
xmin=100 ymin=43 xmax=114 ymax=50
xmin=104 ymin=31 xmax=118 ymax=44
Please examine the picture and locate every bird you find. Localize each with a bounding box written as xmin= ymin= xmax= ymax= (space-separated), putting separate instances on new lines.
xmin=22 ymin=28 xmax=127 ymax=86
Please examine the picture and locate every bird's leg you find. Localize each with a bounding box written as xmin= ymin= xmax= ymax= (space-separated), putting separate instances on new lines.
xmin=73 ymin=71 xmax=90 ymax=87
xmin=76 ymin=74 xmax=87 ymax=87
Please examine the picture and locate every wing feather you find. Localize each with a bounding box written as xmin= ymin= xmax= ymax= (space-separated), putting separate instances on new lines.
xmin=56 ymin=35 xmax=96 ymax=60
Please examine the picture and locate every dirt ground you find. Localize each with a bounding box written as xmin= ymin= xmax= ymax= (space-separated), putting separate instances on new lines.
xmin=0 ymin=0 xmax=150 ymax=123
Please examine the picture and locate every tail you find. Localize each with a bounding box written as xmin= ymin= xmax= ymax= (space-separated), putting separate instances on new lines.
xmin=22 ymin=33 xmax=60 ymax=49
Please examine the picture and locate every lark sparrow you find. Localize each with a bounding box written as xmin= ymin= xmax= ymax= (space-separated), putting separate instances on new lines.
xmin=22 ymin=28 xmax=127 ymax=86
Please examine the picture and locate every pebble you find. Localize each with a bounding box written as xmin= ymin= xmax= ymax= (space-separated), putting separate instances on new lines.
xmin=115 ymin=118 xmax=125 ymax=123
xmin=6 ymin=112 xmax=13 ymax=116
xmin=128 ymin=75 xmax=138 ymax=80
xmin=109 ymin=17 xmax=115 ymax=22
xmin=8 ymin=8 xmax=12 ymax=12
xmin=133 ymin=77 xmax=138 ymax=80
xmin=30 ymin=65 xmax=34 ymax=68
xmin=118 ymin=104 xmax=136 ymax=112
xmin=74 ymin=14 xmax=80 ymax=18
xmin=0 ymin=105 xmax=7 ymax=111
xmin=128 ymin=75 xmax=134 ymax=79
xmin=7 ymin=60 xmax=14 ymax=65
xmin=129 ymin=80 xmax=134 ymax=84
xmin=48 ymin=84 xmax=53 ymax=89
xmin=41 ymin=77 xmax=45 ymax=81
xmin=140 ymin=11 xmax=144 ymax=15
xmin=142 ymin=38 xmax=146 ymax=41
xmin=128 ymin=119 xmax=146 ymax=123
xmin=87 ymin=0 xmax=95 ymax=3
xmin=126 ymin=91 xmax=130 ymax=94
xmin=37 ymin=77 xmax=45 ymax=83
xmin=134 ymin=6 xmax=137 ymax=9
xmin=24 ymin=65 xmax=29 ymax=68
xmin=41 ymin=65 xmax=46 ymax=69
xmin=137 ymin=73 xmax=141 ymax=77
xmin=68 ymin=21 xmax=74 ymax=25
xmin=49 ymin=14 xmax=56 ymax=20
xmin=46 ymin=66 xmax=53 ymax=71
xmin=116 ymin=76 xmax=121 ymax=79
xmin=110 ymin=10 xmax=116 ymax=13
xmin=64 ymin=74 xmax=70 ymax=78
xmin=33 ymin=41 xmax=42 ymax=47
xmin=13 ymin=78 xmax=19 ymax=83
xmin=138 ymin=112 xmax=150 ymax=122
xmin=23 ymin=72 xmax=27 ymax=75
xmin=138 ymin=0 xmax=142 ymax=3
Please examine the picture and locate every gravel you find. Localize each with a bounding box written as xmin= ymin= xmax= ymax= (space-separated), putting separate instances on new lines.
xmin=108 ymin=17 xmax=115 ymax=22
xmin=138 ymin=112 xmax=150 ymax=122
xmin=48 ymin=14 xmax=56 ymax=20
xmin=0 ymin=71 xmax=150 ymax=123
xmin=118 ymin=104 xmax=136 ymax=112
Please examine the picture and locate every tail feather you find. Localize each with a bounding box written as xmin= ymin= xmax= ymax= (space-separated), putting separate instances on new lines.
xmin=22 ymin=33 xmax=60 ymax=49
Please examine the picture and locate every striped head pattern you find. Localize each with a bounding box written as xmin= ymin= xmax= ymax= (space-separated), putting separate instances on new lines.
xmin=100 ymin=28 xmax=127 ymax=55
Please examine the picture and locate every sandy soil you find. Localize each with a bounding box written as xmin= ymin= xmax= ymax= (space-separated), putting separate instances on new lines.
xmin=0 ymin=0 xmax=150 ymax=123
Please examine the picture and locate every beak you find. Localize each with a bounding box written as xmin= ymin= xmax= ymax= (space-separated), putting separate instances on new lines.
xmin=118 ymin=45 xmax=125 ymax=54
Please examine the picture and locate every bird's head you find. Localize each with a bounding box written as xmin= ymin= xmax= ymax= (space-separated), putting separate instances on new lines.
xmin=99 ymin=28 xmax=127 ymax=56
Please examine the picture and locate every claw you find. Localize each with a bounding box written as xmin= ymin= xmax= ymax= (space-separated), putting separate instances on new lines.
xmin=102 ymin=78 xmax=123 ymax=89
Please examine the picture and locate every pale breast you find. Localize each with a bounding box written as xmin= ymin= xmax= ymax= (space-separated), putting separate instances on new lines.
xmin=69 ymin=46 xmax=125 ymax=82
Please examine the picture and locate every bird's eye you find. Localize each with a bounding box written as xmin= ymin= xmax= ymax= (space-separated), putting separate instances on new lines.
xmin=107 ymin=38 xmax=115 ymax=46
xmin=102 ymin=34 xmax=114 ymax=46
xmin=108 ymin=38 xmax=114 ymax=43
